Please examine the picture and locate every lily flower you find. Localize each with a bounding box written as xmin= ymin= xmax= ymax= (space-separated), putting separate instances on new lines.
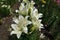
xmin=31 ymin=19 xmax=43 ymax=31
xmin=31 ymin=8 xmax=43 ymax=20
xmin=30 ymin=7 xmax=43 ymax=31
xmin=18 ymin=2 xmax=28 ymax=15
xmin=11 ymin=15 xmax=32 ymax=38
xmin=18 ymin=0 xmax=35 ymax=15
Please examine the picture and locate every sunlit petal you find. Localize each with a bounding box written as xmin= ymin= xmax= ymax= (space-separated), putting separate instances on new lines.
xmin=10 ymin=31 xmax=17 ymax=35
xmin=28 ymin=21 xmax=32 ymax=24
xmin=40 ymin=33 xmax=45 ymax=38
xmin=13 ymin=17 xmax=19 ymax=24
xmin=19 ymin=15 xmax=24 ymax=20
xmin=23 ymin=27 xmax=28 ymax=34
xmin=38 ymin=13 xmax=43 ymax=18
xmin=16 ymin=31 xmax=22 ymax=38
xmin=11 ymin=24 xmax=18 ymax=30
xmin=25 ymin=16 xmax=29 ymax=19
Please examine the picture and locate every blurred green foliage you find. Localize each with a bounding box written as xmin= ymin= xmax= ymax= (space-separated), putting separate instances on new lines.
xmin=37 ymin=0 xmax=60 ymax=40
xmin=0 ymin=7 xmax=10 ymax=18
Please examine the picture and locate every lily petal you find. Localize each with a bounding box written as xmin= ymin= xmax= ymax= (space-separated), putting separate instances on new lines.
xmin=40 ymin=24 xmax=43 ymax=27
xmin=10 ymin=31 xmax=17 ymax=35
xmin=28 ymin=21 xmax=32 ymax=24
xmin=23 ymin=27 xmax=28 ymax=34
xmin=38 ymin=20 xmax=42 ymax=22
xmin=16 ymin=31 xmax=22 ymax=39
xmin=38 ymin=13 xmax=43 ymax=18
xmin=10 ymin=31 xmax=22 ymax=39
xmin=31 ymin=1 xmax=35 ymax=4
xmin=13 ymin=17 xmax=19 ymax=24
xmin=19 ymin=3 xmax=25 ymax=10
xmin=39 ymin=26 xmax=44 ymax=31
xmin=11 ymin=24 xmax=18 ymax=30
xmin=40 ymin=33 xmax=45 ymax=38
xmin=19 ymin=15 xmax=24 ymax=20
xmin=25 ymin=16 xmax=29 ymax=19
xmin=23 ymin=0 xmax=28 ymax=2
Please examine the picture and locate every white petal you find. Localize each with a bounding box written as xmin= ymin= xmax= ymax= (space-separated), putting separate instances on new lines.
xmin=11 ymin=24 xmax=18 ymax=30
xmin=39 ymin=26 xmax=42 ymax=29
xmin=39 ymin=28 xmax=41 ymax=31
xmin=33 ymin=8 xmax=38 ymax=13
xmin=31 ymin=1 xmax=35 ymax=5
xmin=19 ymin=15 xmax=24 ymax=20
xmin=16 ymin=31 xmax=22 ymax=39
xmin=23 ymin=27 xmax=28 ymax=34
xmin=38 ymin=13 xmax=43 ymax=18
xmin=20 ymin=3 xmax=25 ymax=10
xmin=28 ymin=21 xmax=32 ymax=24
xmin=25 ymin=16 xmax=29 ymax=19
xmin=39 ymin=24 xmax=44 ymax=31
xmin=39 ymin=24 xmax=44 ymax=28
xmin=40 ymin=33 xmax=45 ymax=38
xmin=1 ymin=5 xmax=7 ymax=7
xmin=42 ymin=5 xmax=45 ymax=7
xmin=10 ymin=31 xmax=17 ymax=35
xmin=39 ymin=13 xmax=43 ymax=16
xmin=40 ymin=24 xmax=43 ymax=27
xmin=39 ymin=24 xmax=43 ymax=28
xmin=10 ymin=31 xmax=22 ymax=39
xmin=23 ymin=0 xmax=28 ymax=2
xmin=38 ymin=20 xmax=42 ymax=22
xmin=7 ymin=5 xmax=10 ymax=9
xmin=13 ymin=17 xmax=19 ymax=24
xmin=39 ymin=26 xmax=44 ymax=31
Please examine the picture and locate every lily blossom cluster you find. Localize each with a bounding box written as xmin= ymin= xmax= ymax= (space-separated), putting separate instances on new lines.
xmin=10 ymin=0 xmax=44 ymax=39
xmin=11 ymin=15 xmax=32 ymax=38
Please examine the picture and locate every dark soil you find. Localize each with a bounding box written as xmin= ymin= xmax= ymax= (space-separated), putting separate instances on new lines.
xmin=0 ymin=16 xmax=12 ymax=40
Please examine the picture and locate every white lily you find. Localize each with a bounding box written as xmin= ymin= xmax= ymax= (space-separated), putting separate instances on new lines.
xmin=31 ymin=19 xmax=43 ymax=31
xmin=19 ymin=2 xmax=28 ymax=15
xmin=26 ymin=0 xmax=35 ymax=11
xmin=11 ymin=15 xmax=32 ymax=38
xmin=30 ymin=7 xmax=43 ymax=31
xmin=10 ymin=0 xmax=44 ymax=39
xmin=31 ymin=7 xmax=43 ymax=20
xmin=18 ymin=0 xmax=35 ymax=15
